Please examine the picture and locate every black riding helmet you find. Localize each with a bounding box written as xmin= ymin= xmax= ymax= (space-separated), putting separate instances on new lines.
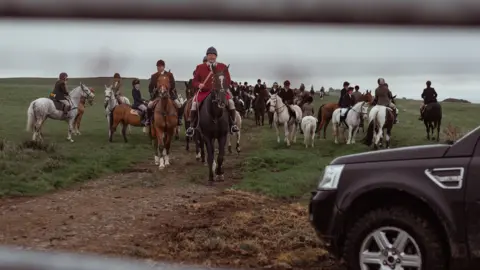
xmin=59 ymin=72 xmax=68 ymax=80
xmin=426 ymin=80 xmax=432 ymax=86
xmin=343 ymin=81 xmax=349 ymax=87
xmin=113 ymin=73 xmax=121 ymax=79
xmin=132 ymin=78 xmax=140 ymax=86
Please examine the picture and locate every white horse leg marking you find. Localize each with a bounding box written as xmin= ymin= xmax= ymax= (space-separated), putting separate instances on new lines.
xmin=284 ymin=123 xmax=290 ymax=146
xmin=385 ymin=133 xmax=391 ymax=148
xmin=352 ymin=126 xmax=359 ymax=144
xmin=333 ymin=124 xmax=338 ymax=144
xmin=67 ymin=118 xmax=75 ymax=143
xmin=292 ymin=123 xmax=297 ymax=143
xmin=154 ymin=155 xmax=160 ymax=165
xmin=346 ymin=126 xmax=353 ymax=144
xmin=274 ymin=121 xmax=280 ymax=143
xmin=163 ymin=148 xmax=170 ymax=166
xmin=236 ymin=130 xmax=241 ymax=152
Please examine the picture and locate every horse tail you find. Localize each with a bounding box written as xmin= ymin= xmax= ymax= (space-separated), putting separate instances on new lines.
xmin=363 ymin=108 xmax=378 ymax=146
xmin=26 ymin=101 xmax=36 ymax=132
xmin=316 ymin=104 xmax=325 ymax=131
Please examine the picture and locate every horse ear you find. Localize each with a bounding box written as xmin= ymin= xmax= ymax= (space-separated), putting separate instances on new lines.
xmin=393 ymin=95 xmax=397 ymax=99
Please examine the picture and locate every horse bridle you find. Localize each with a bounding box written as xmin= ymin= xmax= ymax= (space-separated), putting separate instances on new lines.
xmin=269 ymin=95 xmax=287 ymax=115
xmin=350 ymin=102 xmax=369 ymax=119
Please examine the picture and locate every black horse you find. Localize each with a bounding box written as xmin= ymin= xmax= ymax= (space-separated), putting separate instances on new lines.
xmin=423 ymin=102 xmax=442 ymax=141
xmin=254 ymin=86 xmax=268 ymax=126
xmin=198 ymin=67 xmax=230 ymax=184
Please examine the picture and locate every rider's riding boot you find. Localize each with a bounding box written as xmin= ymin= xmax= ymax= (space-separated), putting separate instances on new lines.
xmin=186 ymin=110 xmax=197 ymax=137
xmin=177 ymin=116 xmax=182 ymax=126
xmin=144 ymin=109 xmax=151 ymax=125
xmin=229 ymin=109 xmax=239 ymax=134
xmin=418 ymin=109 xmax=424 ymax=121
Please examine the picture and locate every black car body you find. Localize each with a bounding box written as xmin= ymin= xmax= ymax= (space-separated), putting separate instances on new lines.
xmin=309 ymin=125 xmax=480 ymax=270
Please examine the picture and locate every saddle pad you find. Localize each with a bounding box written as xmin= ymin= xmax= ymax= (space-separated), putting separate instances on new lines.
xmin=50 ymin=98 xmax=64 ymax=111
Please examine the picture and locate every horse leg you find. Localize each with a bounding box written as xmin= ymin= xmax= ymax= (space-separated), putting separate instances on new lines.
xmin=236 ymin=129 xmax=241 ymax=154
xmin=199 ymin=135 xmax=206 ymax=163
xmin=195 ymin=134 xmax=202 ymax=161
xmin=121 ymin=122 xmax=128 ymax=143
xmin=333 ymin=124 xmax=339 ymax=144
xmin=346 ymin=126 xmax=353 ymax=144
xmin=175 ymin=126 xmax=180 ymax=140
xmin=227 ymin=132 xmax=232 ymax=154
xmin=424 ymin=121 xmax=430 ymax=140
xmin=156 ymin=129 xmax=166 ymax=169
xmin=33 ymin=117 xmax=44 ymax=142
xmin=284 ymin=123 xmax=291 ymax=147
xmin=67 ymin=118 xmax=75 ymax=143
xmin=352 ymin=126 xmax=359 ymax=144
xmin=164 ymin=133 xmax=172 ymax=167
xmin=151 ymin=135 xmax=160 ymax=166
xmin=261 ymin=112 xmax=264 ymax=126
xmin=215 ymin=136 xmax=227 ymax=182
xmin=292 ymin=123 xmax=298 ymax=143
xmin=109 ymin=114 xmax=120 ymax=143
xmin=205 ymin=138 xmax=215 ymax=184
xmin=374 ymin=127 xmax=384 ymax=149
xmin=274 ymin=121 xmax=280 ymax=143
xmin=323 ymin=119 xmax=331 ymax=139
xmin=436 ymin=119 xmax=441 ymax=142
xmin=385 ymin=128 xmax=392 ymax=148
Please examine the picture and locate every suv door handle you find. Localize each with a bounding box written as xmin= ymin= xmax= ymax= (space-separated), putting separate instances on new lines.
xmin=424 ymin=167 xmax=464 ymax=189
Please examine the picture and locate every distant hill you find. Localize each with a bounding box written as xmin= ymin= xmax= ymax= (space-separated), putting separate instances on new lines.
xmin=442 ymin=98 xmax=471 ymax=104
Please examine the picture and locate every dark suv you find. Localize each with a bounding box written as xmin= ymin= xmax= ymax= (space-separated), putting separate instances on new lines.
xmin=309 ymin=126 xmax=480 ymax=270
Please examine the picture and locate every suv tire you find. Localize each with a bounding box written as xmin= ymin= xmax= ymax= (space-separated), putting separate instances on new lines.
xmin=343 ymin=207 xmax=447 ymax=270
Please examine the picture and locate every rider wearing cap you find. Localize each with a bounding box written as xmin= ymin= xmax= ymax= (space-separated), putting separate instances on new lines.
xmin=51 ymin=72 xmax=71 ymax=116
xmin=270 ymin=82 xmax=279 ymax=95
xmin=111 ymin=73 xmax=123 ymax=104
xmin=148 ymin=59 xmax=182 ymax=125
xmin=253 ymin=79 xmax=263 ymax=104
xmin=131 ymin=78 xmax=149 ymax=125
xmin=419 ymin=80 xmax=438 ymax=121
xmin=373 ymin=78 xmax=398 ymax=124
xmin=338 ymin=81 xmax=350 ymax=107
xmin=338 ymin=85 xmax=356 ymax=125
xmin=186 ymin=46 xmax=239 ymax=137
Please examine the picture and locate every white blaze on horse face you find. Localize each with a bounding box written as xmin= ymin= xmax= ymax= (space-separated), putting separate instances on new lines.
xmin=219 ymin=75 xmax=225 ymax=89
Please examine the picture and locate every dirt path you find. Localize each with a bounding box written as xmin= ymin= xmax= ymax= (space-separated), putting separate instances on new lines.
xmin=0 ymin=122 xmax=342 ymax=270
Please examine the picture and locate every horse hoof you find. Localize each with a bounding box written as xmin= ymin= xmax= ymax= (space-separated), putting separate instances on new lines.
xmin=158 ymin=165 xmax=165 ymax=170
xmin=431 ymin=137 xmax=436 ymax=141
xmin=216 ymin=174 xmax=225 ymax=182
xmin=68 ymin=139 xmax=74 ymax=143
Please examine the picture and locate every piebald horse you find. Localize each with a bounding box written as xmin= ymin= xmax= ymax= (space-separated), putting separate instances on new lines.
xmin=268 ymin=94 xmax=302 ymax=147
xmin=363 ymin=105 xmax=395 ymax=149
xmin=331 ymin=101 xmax=369 ymax=144
xmin=26 ymin=83 xmax=95 ymax=142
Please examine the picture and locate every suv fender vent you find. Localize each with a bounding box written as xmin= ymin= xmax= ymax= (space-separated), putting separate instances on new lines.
xmin=424 ymin=167 xmax=464 ymax=189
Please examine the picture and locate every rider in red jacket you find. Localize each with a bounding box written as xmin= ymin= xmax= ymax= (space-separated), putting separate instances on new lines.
xmin=186 ymin=46 xmax=239 ymax=137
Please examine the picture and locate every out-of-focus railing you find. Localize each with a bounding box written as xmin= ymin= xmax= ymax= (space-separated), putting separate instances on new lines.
xmin=0 ymin=0 xmax=479 ymax=27
xmin=0 ymin=246 xmax=230 ymax=270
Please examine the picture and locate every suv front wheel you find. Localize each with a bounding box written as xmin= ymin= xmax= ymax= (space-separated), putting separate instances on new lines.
xmin=343 ymin=207 xmax=447 ymax=270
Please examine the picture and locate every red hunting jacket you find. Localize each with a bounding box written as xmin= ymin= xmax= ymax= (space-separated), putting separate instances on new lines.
xmin=192 ymin=62 xmax=231 ymax=103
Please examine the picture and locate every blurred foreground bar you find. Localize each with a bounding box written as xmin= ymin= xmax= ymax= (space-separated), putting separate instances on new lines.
xmin=0 ymin=0 xmax=479 ymax=26
xmin=0 ymin=246 xmax=230 ymax=270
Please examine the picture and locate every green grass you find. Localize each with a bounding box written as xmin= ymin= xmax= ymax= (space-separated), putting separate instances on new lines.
xmin=0 ymin=77 xmax=157 ymax=196
xmin=235 ymin=95 xmax=480 ymax=198
xmin=0 ymin=77 xmax=478 ymax=199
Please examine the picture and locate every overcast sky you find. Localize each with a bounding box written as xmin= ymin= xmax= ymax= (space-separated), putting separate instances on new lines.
xmin=1 ymin=19 xmax=480 ymax=101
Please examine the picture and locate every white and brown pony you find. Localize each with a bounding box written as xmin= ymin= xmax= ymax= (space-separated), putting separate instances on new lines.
xmin=363 ymin=105 xmax=395 ymax=149
xmin=268 ymin=94 xmax=302 ymax=147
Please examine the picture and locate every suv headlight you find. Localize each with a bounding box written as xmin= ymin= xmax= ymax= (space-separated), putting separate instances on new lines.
xmin=318 ymin=165 xmax=345 ymax=190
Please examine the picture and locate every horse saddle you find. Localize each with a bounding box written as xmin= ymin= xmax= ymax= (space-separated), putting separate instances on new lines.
xmin=340 ymin=108 xmax=351 ymax=126
xmin=49 ymin=96 xmax=67 ymax=111
xmin=130 ymin=109 xmax=141 ymax=116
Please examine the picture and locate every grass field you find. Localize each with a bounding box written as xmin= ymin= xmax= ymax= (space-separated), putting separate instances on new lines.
xmin=0 ymin=77 xmax=478 ymax=198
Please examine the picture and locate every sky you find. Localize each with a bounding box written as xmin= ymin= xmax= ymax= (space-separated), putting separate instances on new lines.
xmin=1 ymin=19 xmax=480 ymax=101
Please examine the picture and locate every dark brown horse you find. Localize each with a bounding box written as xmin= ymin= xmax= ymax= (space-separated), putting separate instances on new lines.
xmin=149 ymin=74 xmax=178 ymax=169
xmin=317 ymin=91 xmax=373 ymax=139
xmin=423 ymin=102 xmax=442 ymax=141
xmin=254 ymin=87 xmax=269 ymax=126
xmin=184 ymin=80 xmax=197 ymax=100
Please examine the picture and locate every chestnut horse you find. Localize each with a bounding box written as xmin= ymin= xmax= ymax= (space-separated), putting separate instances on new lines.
xmin=73 ymin=87 xmax=95 ymax=135
xmin=149 ymin=73 xmax=178 ymax=170
xmin=316 ymin=90 xmax=373 ymax=139
xmin=105 ymin=85 xmax=144 ymax=142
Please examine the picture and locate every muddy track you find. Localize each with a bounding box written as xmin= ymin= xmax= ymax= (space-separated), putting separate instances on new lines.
xmin=0 ymin=122 xmax=342 ymax=270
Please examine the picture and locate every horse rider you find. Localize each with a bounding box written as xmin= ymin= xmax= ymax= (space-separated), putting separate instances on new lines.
xmin=352 ymin=85 xmax=362 ymax=101
xmin=231 ymin=81 xmax=241 ymax=99
xmin=338 ymin=81 xmax=350 ymax=107
xmin=338 ymin=85 xmax=356 ymax=125
xmin=186 ymin=46 xmax=240 ymax=137
xmin=419 ymin=80 xmax=438 ymax=121
xmin=148 ymin=59 xmax=182 ymax=125
xmin=302 ymin=96 xmax=315 ymax=117
xmin=270 ymin=82 xmax=279 ymax=95
xmin=51 ymin=72 xmax=71 ymax=117
xmin=110 ymin=73 xmax=124 ymax=104
xmin=131 ymin=78 xmax=149 ymax=125
xmin=253 ymin=79 xmax=263 ymax=103
xmin=373 ymin=78 xmax=398 ymax=124
xmin=278 ymin=80 xmax=296 ymax=118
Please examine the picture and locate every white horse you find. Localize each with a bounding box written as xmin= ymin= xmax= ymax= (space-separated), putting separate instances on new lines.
xmin=364 ymin=105 xmax=395 ymax=149
xmin=26 ymin=83 xmax=95 ymax=142
xmin=331 ymin=101 xmax=370 ymax=144
xmin=227 ymin=110 xmax=242 ymax=154
xmin=301 ymin=116 xmax=317 ymax=148
xmin=268 ymin=94 xmax=302 ymax=147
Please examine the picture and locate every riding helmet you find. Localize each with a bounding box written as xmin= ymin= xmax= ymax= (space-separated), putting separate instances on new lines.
xmin=355 ymin=85 xmax=360 ymax=90
xmin=156 ymin=60 xmax=165 ymax=67
xmin=426 ymin=80 xmax=432 ymax=86
xmin=343 ymin=81 xmax=349 ymax=87
xmin=273 ymin=82 xmax=278 ymax=86
xmin=377 ymin=78 xmax=386 ymax=85
xmin=132 ymin=78 xmax=140 ymax=86
xmin=244 ymin=82 xmax=248 ymax=85
xmin=59 ymin=72 xmax=68 ymax=80
xmin=284 ymin=80 xmax=291 ymax=86
xmin=348 ymin=85 xmax=354 ymax=90
xmin=257 ymin=79 xmax=261 ymax=83
xmin=206 ymin=46 xmax=217 ymax=56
